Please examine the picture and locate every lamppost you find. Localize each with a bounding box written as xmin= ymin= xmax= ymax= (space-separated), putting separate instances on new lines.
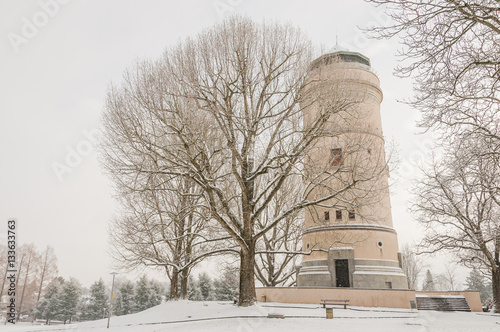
xmin=107 ymin=272 xmax=118 ymax=329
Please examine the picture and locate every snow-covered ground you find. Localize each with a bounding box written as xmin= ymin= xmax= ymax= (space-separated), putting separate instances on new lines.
xmin=3 ymin=301 xmax=500 ymax=332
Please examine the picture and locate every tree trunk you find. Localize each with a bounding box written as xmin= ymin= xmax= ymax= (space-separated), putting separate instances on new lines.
xmin=17 ymin=253 xmax=32 ymax=322
xmin=169 ymin=268 xmax=179 ymax=300
xmin=238 ymin=242 xmax=256 ymax=306
xmin=0 ymin=266 xmax=7 ymax=300
xmin=181 ymin=210 xmax=193 ymax=300
xmin=15 ymin=254 xmax=24 ymax=290
xmin=33 ymin=268 xmax=45 ymax=321
xmin=37 ymin=264 xmax=47 ymax=302
xmin=492 ymin=267 xmax=500 ymax=313
xmin=180 ymin=269 xmax=188 ymax=299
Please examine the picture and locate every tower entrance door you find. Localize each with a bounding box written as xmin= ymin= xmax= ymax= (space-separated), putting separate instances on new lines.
xmin=335 ymin=259 xmax=350 ymax=287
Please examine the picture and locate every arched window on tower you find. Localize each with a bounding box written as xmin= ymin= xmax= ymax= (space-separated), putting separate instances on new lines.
xmin=330 ymin=148 xmax=342 ymax=167
xmin=324 ymin=211 xmax=330 ymax=221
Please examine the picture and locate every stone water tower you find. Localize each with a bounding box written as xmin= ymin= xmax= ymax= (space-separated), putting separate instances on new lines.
xmin=297 ymin=46 xmax=408 ymax=290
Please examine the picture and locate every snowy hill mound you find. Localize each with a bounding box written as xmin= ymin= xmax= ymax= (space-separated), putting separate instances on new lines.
xmin=4 ymin=301 xmax=500 ymax=332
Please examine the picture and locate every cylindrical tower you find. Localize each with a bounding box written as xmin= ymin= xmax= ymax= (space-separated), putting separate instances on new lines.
xmin=297 ymin=46 xmax=408 ymax=290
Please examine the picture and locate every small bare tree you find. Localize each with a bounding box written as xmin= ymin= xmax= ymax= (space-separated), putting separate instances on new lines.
xmin=0 ymin=244 xmax=58 ymax=319
xmin=400 ymin=243 xmax=424 ymax=290
xmin=0 ymin=245 xmax=8 ymax=300
xmin=109 ymin=176 xmax=233 ymax=300
xmin=36 ymin=246 xmax=58 ymax=303
xmin=17 ymin=244 xmax=35 ymax=320
xmin=436 ymin=264 xmax=460 ymax=291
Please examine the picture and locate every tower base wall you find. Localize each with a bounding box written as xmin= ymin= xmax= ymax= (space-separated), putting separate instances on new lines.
xmin=255 ymin=288 xmax=482 ymax=312
xmin=297 ymin=248 xmax=408 ymax=289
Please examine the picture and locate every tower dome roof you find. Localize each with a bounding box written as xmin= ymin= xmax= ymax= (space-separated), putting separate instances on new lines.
xmin=310 ymin=44 xmax=371 ymax=70
xmin=326 ymin=43 xmax=349 ymax=53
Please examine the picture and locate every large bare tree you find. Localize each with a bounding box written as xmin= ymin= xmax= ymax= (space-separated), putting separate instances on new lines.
xmin=366 ymin=0 xmax=500 ymax=312
xmin=102 ymin=16 xmax=388 ymax=306
xmin=366 ymin=0 xmax=499 ymax=143
xmin=411 ymin=139 xmax=500 ymax=311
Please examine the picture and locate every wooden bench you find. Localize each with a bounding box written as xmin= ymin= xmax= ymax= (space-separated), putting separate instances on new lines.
xmin=321 ymin=299 xmax=350 ymax=309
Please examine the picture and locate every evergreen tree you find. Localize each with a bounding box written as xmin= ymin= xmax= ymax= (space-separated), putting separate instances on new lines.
xmin=36 ymin=277 xmax=63 ymax=323
xmin=465 ymin=269 xmax=493 ymax=304
xmin=81 ymin=279 xmax=108 ymax=320
xmin=187 ymin=276 xmax=202 ymax=301
xmin=197 ymin=272 xmax=214 ymax=301
xmin=77 ymin=292 xmax=90 ymax=321
xmin=134 ymin=276 xmax=151 ymax=312
xmin=57 ymin=278 xmax=81 ymax=324
xmin=115 ymin=280 xmax=135 ymax=316
xmin=147 ymin=280 xmax=164 ymax=308
xmin=214 ymin=270 xmax=239 ymax=301
xmin=422 ymin=270 xmax=436 ymax=291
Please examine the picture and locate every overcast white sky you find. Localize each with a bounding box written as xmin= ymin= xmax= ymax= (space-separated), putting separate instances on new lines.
xmin=0 ymin=0 xmax=441 ymax=287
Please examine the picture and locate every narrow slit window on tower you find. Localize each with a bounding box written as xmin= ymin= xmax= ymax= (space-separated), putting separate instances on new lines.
xmin=348 ymin=210 xmax=355 ymax=220
xmin=336 ymin=210 xmax=342 ymax=220
xmin=330 ymin=148 xmax=342 ymax=166
xmin=324 ymin=211 xmax=330 ymax=221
